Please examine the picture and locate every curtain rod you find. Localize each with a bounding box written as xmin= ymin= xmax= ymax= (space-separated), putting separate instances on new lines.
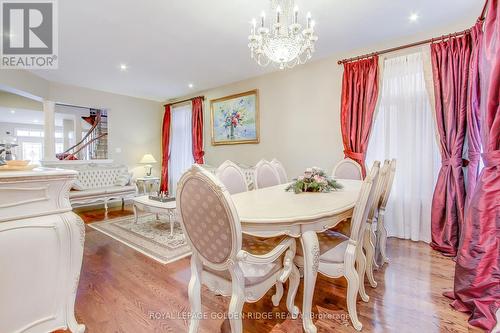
xmin=337 ymin=0 xmax=488 ymax=65
xmin=163 ymin=96 xmax=204 ymax=107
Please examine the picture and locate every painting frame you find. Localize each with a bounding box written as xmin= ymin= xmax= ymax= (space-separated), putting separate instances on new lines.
xmin=210 ymin=89 xmax=260 ymax=146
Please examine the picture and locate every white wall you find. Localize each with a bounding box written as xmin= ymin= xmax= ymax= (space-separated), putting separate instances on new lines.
xmin=196 ymin=59 xmax=344 ymax=177
xmin=0 ymin=72 xmax=163 ymax=178
xmin=168 ymin=16 xmax=476 ymax=178
xmin=47 ymin=82 xmax=163 ymax=177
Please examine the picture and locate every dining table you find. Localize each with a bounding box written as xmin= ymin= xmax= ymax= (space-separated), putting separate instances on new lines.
xmin=231 ymin=179 xmax=363 ymax=333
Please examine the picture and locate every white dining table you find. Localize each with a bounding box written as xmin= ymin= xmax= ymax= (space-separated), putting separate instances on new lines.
xmin=231 ymin=179 xmax=362 ymax=333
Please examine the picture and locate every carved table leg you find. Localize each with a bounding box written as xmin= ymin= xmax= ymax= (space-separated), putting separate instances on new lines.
xmin=133 ymin=204 xmax=138 ymax=224
xmin=300 ymin=230 xmax=319 ymax=333
xmin=169 ymin=211 xmax=174 ymax=236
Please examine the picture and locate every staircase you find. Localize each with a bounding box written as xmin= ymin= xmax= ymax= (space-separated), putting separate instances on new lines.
xmin=57 ymin=109 xmax=108 ymax=160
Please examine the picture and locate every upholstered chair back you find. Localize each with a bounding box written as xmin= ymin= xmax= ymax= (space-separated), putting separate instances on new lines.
xmin=350 ymin=161 xmax=380 ymax=244
xmin=270 ymin=158 xmax=288 ymax=184
xmin=254 ymin=159 xmax=281 ymax=189
xmin=380 ymin=159 xmax=397 ymax=209
xmin=332 ymin=158 xmax=363 ymax=180
xmin=367 ymin=160 xmax=389 ymax=221
xmin=215 ymin=160 xmax=248 ymax=195
xmin=177 ymin=165 xmax=242 ymax=270
xmin=76 ymin=165 xmax=129 ymax=189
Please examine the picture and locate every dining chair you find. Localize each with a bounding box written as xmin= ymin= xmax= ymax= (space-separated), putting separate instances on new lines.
xmin=375 ymin=159 xmax=397 ymax=267
xmin=254 ymin=159 xmax=281 ymax=189
xmin=294 ymin=162 xmax=380 ymax=331
xmin=362 ymin=160 xmax=388 ymax=288
xmin=177 ymin=165 xmax=300 ymax=333
xmin=216 ymin=160 xmax=249 ymax=194
xmin=270 ymin=158 xmax=288 ymax=184
xmin=332 ymin=158 xmax=363 ymax=180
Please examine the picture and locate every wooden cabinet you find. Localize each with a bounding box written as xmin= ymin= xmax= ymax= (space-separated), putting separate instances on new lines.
xmin=0 ymin=168 xmax=85 ymax=333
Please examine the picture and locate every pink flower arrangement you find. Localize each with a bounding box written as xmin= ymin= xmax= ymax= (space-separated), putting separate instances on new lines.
xmin=286 ymin=167 xmax=343 ymax=194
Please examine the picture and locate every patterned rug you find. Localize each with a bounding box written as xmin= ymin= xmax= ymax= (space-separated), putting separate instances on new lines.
xmin=89 ymin=214 xmax=191 ymax=264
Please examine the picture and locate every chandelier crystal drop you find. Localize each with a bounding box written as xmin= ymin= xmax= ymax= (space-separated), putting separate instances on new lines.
xmin=248 ymin=0 xmax=318 ymax=69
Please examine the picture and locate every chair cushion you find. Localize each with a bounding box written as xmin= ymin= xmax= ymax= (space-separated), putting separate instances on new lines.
xmin=69 ymin=185 xmax=135 ymax=199
xmin=204 ymin=235 xmax=286 ymax=286
xmin=242 ymin=234 xmax=287 ymax=255
xmin=330 ymin=218 xmax=351 ymax=236
xmin=104 ymin=185 xmax=136 ymax=194
xmin=69 ymin=188 xmax=106 ymax=198
xmin=296 ymin=230 xmax=349 ymax=263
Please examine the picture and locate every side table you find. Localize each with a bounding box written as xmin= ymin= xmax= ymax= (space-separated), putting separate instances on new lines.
xmin=136 ymin=177 xmax=160 ymax=195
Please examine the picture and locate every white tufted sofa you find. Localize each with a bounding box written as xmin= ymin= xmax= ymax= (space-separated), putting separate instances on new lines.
xmin=68 ymin=164 xmax=137 ymax=210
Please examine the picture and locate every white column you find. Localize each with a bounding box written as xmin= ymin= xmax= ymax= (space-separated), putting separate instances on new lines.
xmin=43 ymin=100 xmax=56 ymax=161
xmin=74 ymin=115 xmax=82 ymax=145
xmin=63 ymin=118 xmax=74 ymax=150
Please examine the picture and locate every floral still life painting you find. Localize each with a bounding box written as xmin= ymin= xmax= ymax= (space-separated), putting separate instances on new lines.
xmin=210 ymin=90 xmax=259 ymax=145
xmin=286 ymin=167 xmax=343 ymax=194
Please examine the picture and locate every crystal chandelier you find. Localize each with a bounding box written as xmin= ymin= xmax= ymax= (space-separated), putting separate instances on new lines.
xmin=248 ymin=0 xmax=318 ymax=69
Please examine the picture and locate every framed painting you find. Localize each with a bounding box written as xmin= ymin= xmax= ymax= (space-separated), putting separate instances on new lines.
xmin=210 ymin=90 xmax=260 ymax=145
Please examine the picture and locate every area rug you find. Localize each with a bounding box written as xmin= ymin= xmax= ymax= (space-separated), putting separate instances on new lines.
xmin=89 ymin=214 xmax=191 ymax=264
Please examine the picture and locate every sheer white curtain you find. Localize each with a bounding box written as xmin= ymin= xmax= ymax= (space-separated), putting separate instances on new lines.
xmin=169 ymin=103 xmax=194 ymax=196
xmin=366 ymin=51 xmax=440 ymax=243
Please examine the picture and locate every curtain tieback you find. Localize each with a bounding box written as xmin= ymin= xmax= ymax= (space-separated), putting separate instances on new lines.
xmin=468 ymin=151 xmax=481 ymax=162
xmin=194 ymin=151 xmax=205 ymax=162
xmin=344 ymin=150 xmax=365 ymax=161
xmin=442 ymin=157 xmax=466 ymax=168
xmin=482 ymin=150 xmax=500 ymax=168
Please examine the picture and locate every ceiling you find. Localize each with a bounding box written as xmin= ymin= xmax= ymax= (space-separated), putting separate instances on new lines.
xmin=0 ymin=105 xmax=92 ymax=127
xmin=31 ymin=0 xmax=481 ymax=101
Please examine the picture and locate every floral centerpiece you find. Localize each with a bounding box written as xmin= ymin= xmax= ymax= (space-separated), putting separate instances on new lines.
xmin=286 ymin=167 xmax=343 ymax=194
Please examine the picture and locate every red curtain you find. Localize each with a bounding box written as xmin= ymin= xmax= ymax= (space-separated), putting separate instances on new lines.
xmin=160 ymin=104 xmax=171 ymax=193
xmin=451 ymin=1 xmax=500 ymax=330
xmin=466 ymin=22 xmax=484 ymax=197
xmin=340 ymin=56 xmax=379 ymax=177
xmin=429 ymin=35 xmax=471 ymax=256
xmin=191 ymin=97 xmax=205 ymax=164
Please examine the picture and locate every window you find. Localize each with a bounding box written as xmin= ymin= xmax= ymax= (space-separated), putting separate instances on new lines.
xmin=16 ymin=128 xmax=44 ymax=137
xmin=169 ymin=103 xmax=194 ymax=195
xmin=22 ymin=142 xmax=43 ymax=164
xmin=55 ymin=143 xmax=64 ymax=154
xmin=366 ymin=51 xmax=440 ymax=242
xmin=15 ymin=129 xmax=63 ymax=138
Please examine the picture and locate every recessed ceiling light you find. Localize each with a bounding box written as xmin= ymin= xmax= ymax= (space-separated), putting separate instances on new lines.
xmin=33 ymin=119 xmax=38 ymax=123
xmin=409 ymin=12 xmax=419 ymax=22
xmin=120 ymin=64 xmax=128 ymax=71
xmin=10 ymin=110 xmax=15 ymax=114
xmin=188 ymin=83 xmax=194 ymax=88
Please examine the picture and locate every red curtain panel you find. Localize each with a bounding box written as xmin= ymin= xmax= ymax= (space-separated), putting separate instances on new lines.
xmin=466 ymin=22 xmax=484 ymax=198
xmin=429 ymin=34 xmax=470 ymax=256
xmin=160 ymin=104 xmax=171 ymax=193
xmin=452 ymin=1 xmax=500 ymax=330
xmin=340 ymin=56 xmax=379 ymax=177
xmin=191 ymin=97 xmax=205 ymax=164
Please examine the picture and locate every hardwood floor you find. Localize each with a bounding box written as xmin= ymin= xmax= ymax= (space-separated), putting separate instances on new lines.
xmin=58 ymin=205 xmax=481 ymax=333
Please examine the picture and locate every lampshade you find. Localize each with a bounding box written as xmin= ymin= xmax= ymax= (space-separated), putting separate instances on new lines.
xmin=139 ymin=154 xmax=157 ymax=164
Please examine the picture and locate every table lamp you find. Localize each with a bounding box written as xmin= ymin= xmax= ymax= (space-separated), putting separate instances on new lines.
xmin=139 ymin=153 xmax=157 ymax=177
